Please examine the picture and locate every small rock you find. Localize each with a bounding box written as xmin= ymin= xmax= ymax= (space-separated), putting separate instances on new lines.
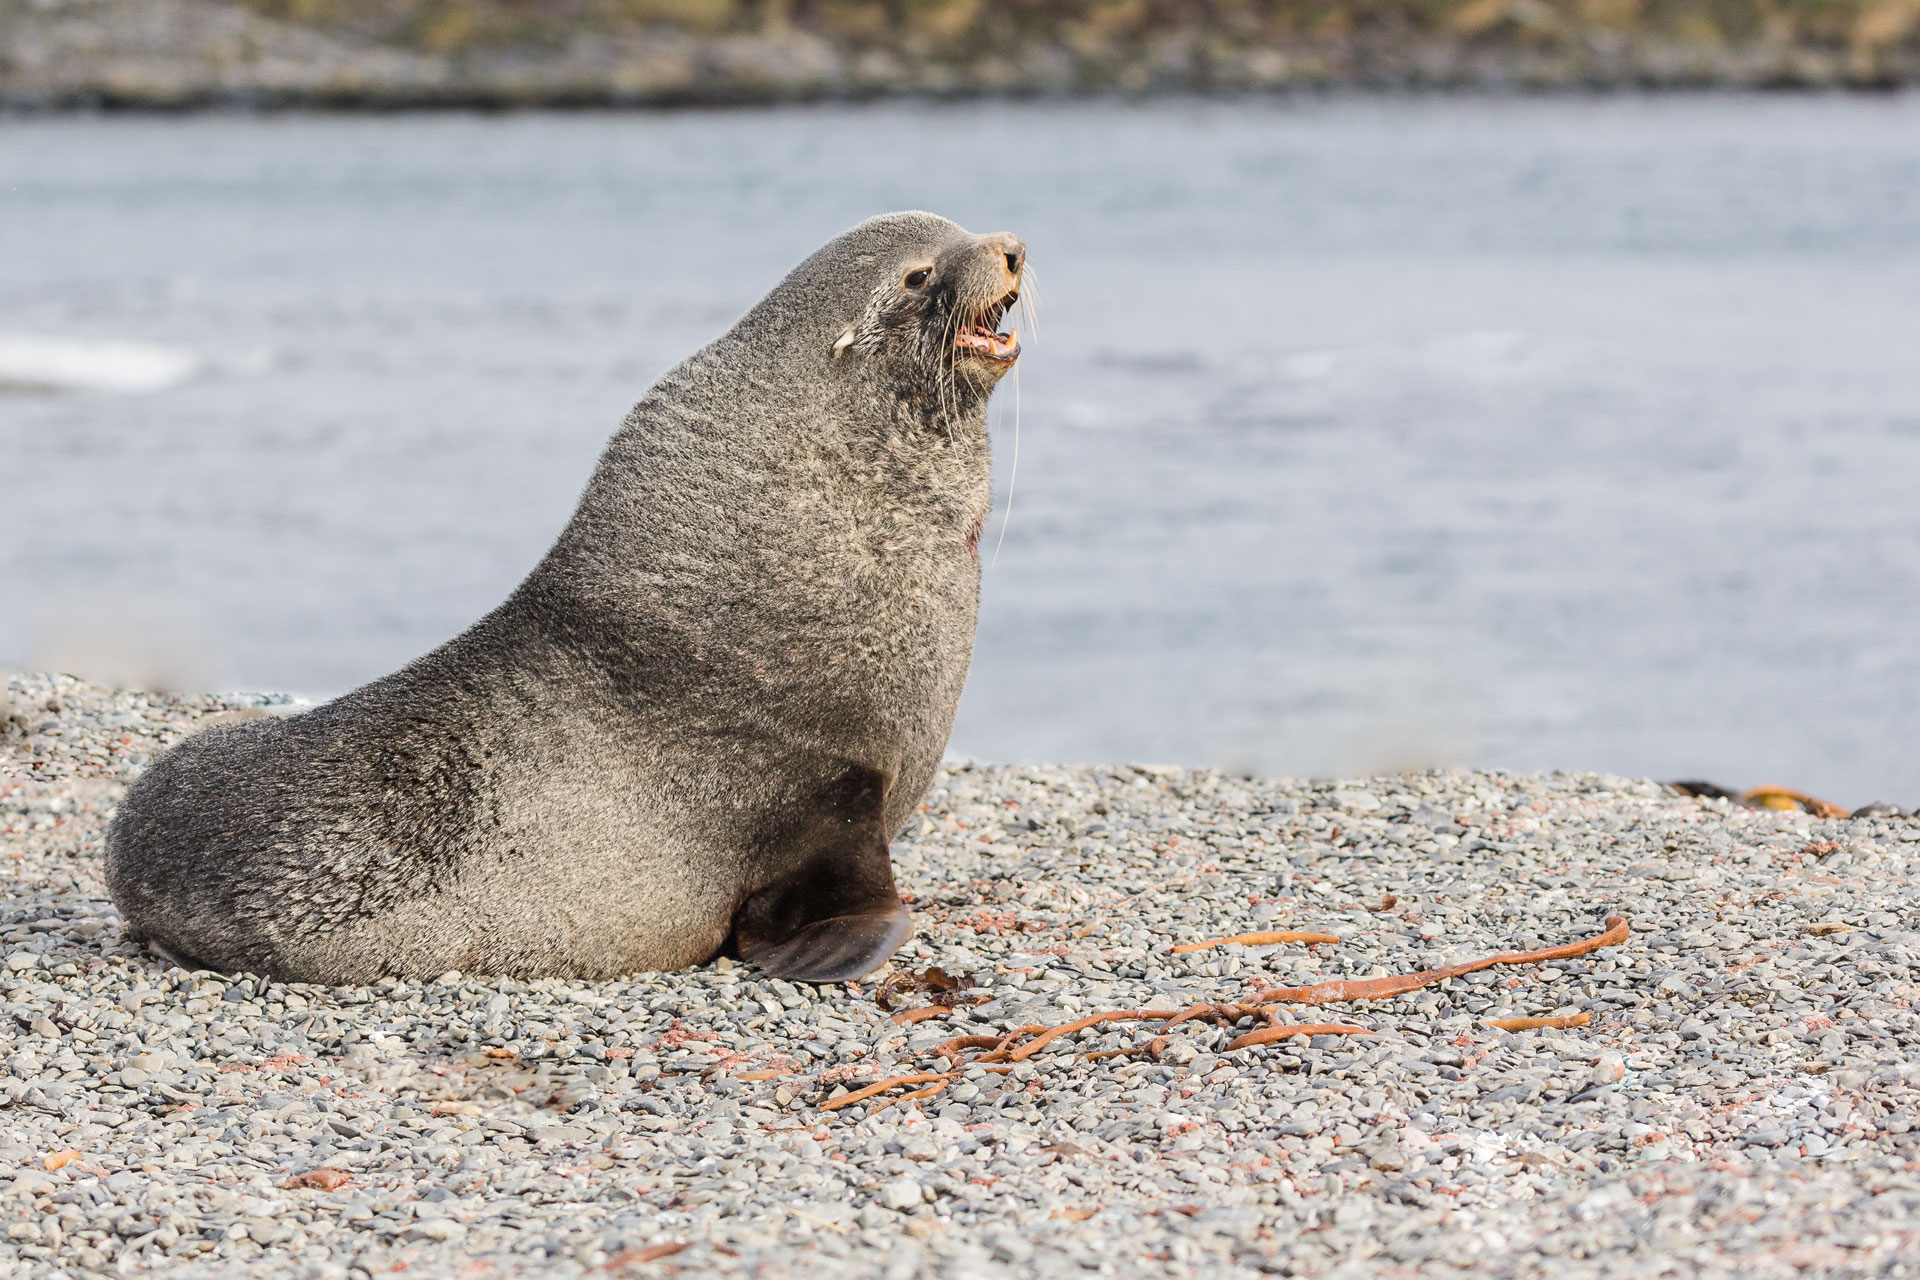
xmin=532 ymin=1125 xmax=594 ymax=1148
xmin=6 ymin=1173 xmax=55 ymax=1197
xmin=879 ymin=1177 xmax=924 ymax=1211
xmin=989 ymin=1231 xmax=1035 ymax=1263
xmin=408 ymin=1218 xmax=465 ymax=1242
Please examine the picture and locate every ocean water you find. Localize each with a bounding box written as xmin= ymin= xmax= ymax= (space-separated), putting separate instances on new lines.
xmin=3 ymin=97 xmax=1918 ymax=805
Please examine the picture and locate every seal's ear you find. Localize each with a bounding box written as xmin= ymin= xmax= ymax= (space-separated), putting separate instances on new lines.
xmin=730 ymin=764 xmax=913 ymax=983
xmin=830 ymin=328 xmax=856 ymax=358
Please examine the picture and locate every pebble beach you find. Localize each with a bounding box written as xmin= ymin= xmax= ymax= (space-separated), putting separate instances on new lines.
xmin=2 ymin=670 xmax=1917 ymax=1278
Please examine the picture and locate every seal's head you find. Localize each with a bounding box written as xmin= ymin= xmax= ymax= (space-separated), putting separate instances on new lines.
xmin=750 ymin=212 xmax=1027 ymax=420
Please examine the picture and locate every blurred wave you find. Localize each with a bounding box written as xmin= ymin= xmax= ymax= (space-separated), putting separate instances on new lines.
xmin=0 ymin=334 xmax=276 ymax=395
xmin=21 ymin=591 xmax=225 ymax=695
xmin=0 ymin=334 xmax=203 ymax=395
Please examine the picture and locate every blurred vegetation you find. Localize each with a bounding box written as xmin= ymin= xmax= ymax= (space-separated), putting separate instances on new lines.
xmin=230 ymin=0 xmax=1920 ymax=71
xmin=8 ymin=0 xmax=1917 ymax=104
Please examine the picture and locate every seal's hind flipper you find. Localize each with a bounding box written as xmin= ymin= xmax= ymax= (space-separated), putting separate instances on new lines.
xmin=740 ymin=907 xmax=913 ymax=984
xmin=732 ymin=765 xmax=914 ymax=983
xmin=146 ymin=936 xmax=214 ymax=974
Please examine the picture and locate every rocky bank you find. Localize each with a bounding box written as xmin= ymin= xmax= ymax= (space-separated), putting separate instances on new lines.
xmin=4 ymin=0 xmax=1919 ymax=109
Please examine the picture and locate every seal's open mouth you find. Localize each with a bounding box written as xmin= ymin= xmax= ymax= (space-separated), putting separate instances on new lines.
xmin=955 ymin=290 xmax=1020 ymax=364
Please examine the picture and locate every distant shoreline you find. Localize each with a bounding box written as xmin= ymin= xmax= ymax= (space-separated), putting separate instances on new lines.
xmin=4 ymin=0 xmax=1918 ymax=111
xmin=7 ymin=81 xmax=1918 ymax=116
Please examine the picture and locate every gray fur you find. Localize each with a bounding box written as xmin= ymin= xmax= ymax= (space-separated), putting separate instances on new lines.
xmin=105 ymin=212 xmax=1025 ymax=985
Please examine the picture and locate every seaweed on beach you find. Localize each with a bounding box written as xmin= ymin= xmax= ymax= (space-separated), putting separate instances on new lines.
xmin=821 ymin=915 xmax=1630 ymax=1117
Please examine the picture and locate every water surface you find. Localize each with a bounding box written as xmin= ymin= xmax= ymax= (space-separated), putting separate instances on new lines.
xmin=3 ymin=98 xmax=1918 ymax=803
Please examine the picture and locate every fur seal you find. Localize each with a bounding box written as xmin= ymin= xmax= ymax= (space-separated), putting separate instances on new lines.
xmin=105 ymin=211 xmax=1027 ymax=986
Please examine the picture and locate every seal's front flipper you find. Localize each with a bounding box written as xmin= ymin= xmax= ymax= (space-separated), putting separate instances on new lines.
xmin=732 ymin=765 xmax=914 ymax=983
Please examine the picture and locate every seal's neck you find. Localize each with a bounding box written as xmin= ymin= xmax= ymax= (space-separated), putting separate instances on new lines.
xmin=530 ymin=345 xmax=994 ymax=607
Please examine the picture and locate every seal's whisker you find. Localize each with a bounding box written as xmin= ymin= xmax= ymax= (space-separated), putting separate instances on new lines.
xmin=1016 ymin=263 xmax=1041 ymax=341
xmin=937 ymin=296 xmax=962 ymax=437
xmin=989 ymin=363 xmax=1019 ymax=570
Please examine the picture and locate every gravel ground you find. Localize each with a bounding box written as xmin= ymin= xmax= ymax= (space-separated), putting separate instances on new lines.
xmin=3 ymin=670 xmax=1918 ymax=1279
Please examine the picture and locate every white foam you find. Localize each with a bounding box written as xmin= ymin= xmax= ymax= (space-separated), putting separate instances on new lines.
xmin=0 ymin=333 xmax=204 ymax=394
xmin=1278 ymin=350 xmax=1340 ymax=379
xmin=1413 ymin=330 xmax=1561 ymax=383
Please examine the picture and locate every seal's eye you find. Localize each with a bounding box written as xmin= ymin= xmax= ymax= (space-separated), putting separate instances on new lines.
xmin=903 ymin=268 xmax=931 ymax=290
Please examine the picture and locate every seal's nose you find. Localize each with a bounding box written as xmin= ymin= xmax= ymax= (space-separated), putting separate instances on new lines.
xmin=984 ymin=232 xmax=1025 ymax=280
